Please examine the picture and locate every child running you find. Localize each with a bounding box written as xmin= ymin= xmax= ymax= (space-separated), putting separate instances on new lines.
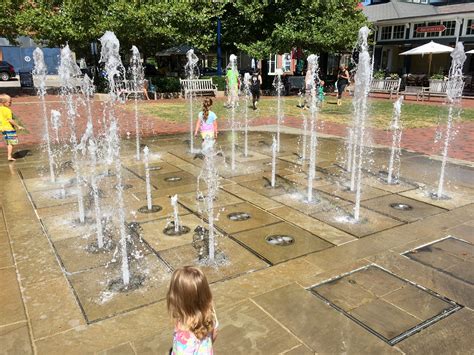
xmin=0 ymin=94 xmax=24 ymax=161
xmin=194 ymin=98 xmax=218 ymax=141
xmin=167 ymin=266 xmax=218 ymax=354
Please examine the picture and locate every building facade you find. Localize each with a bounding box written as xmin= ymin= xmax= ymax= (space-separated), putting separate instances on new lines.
xmin=363 ymin=0 xmax=474 ymax=76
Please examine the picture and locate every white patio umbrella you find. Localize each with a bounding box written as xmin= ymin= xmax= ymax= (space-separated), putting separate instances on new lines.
xmin=466 ymin=49 xmax=474 ymax=54
xmin=399 ymin=41 xmax=454 ymax=75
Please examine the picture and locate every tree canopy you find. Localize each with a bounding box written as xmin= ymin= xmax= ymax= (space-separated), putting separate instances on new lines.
xmin=3 ymin=0 xmax=367 ymax=59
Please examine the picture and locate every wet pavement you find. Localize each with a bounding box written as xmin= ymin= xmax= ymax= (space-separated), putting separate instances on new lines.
xmin=0 ymin=128 xmax=473 ymax=354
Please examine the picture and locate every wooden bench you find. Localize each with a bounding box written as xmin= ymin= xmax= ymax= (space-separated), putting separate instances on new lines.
xmin=115 ymin=80 xmax=144 ymax=100
xmin=369 ymin=78 xmax=401 ymax=99
xmin=180 ymin=78 xmax=217 ymax=98
xmin=400 ymin=85 xmax=423 ymax=101
xmin=421 ymin=79 xmax=465 ymax=101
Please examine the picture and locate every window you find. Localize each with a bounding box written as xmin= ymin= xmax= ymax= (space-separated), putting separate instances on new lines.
xmin=466 ymin=19 xmax=474 ymax=36
xmin=442 ymin=21 xmax=456 ymax=37
xmin=268 ymin=55 xmax=277 ymax=75
xmin=426 ymin=21 xmax=440 ymax=38
xmin=393 ymin=25 xmax=405 ymax=39
xmin=282 ymin=53 xmax=291 ymax=72
xmin=381 ymin=26 xmax=392 ymax=40
xmin=413 ymin=23 xmax=425 ymax=38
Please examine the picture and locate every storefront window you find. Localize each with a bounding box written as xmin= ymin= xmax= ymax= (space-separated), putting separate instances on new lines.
xmin=413 ymin=23 xmax=425 ymax=38
xmin=393 ymin=25 xmax=405 ymax=39
xmin=426 ymin=21 xmax=440 ymax=38
xmin=441 ymin=21 xmax=456 ymax=37
xmin=381 ymin=26 xmax=392 ymax=40
xmin=466 ymin=19 xmax=474 ymax=36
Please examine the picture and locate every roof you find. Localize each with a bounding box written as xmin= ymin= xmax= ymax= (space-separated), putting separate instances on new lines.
xmin=156 ymin=45 xmax=201 ymax=57
xmin=362 ymin=0 xmax=474 ymax=23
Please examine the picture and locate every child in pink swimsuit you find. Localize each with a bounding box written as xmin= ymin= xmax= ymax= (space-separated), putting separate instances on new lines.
xmin=167 ymin=266 xmax=218 ymax=354
xmin=194 ymin=98 xmax=218 ymax=140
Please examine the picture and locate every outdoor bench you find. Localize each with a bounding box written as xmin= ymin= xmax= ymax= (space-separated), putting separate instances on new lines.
xmin=285 ymin=76 xmax=305 ymax=95
xmin=369 ymin=78 xmax=401 ymax=99
xmin=180 ymin=78 xmax=217 ymax=98
xmin=115 ymin=80 xmax=144 ymax=100
xmin=399 ymin=86 xmax=422 ymax=101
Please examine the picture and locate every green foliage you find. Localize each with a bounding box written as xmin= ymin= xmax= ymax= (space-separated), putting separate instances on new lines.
xmin=430 ymin=73 xmax=445 ymax=80
xmin=149 ymin=77 xmax=181 ymax=93
xmin=373 ymin=70 xmax=385 ymax=79
xmin=389 ymin=73 xmax=399 ymax=80
xmin=202 ymin=76 xmax=226 ymax=91
xmin=5 ymin=0 xmax=367 ymax=62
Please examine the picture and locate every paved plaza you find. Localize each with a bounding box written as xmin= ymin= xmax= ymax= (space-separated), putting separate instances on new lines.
xmin=0 ymin=96 xmax=473 ymax=354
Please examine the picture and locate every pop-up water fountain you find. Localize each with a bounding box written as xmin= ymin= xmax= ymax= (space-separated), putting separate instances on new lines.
xmin=59 ymin=45 xmax=86 ymax=224
xmin=33 ymin=48 xmax=55 ymax=183
xmin=130 ymin=45 xmax=145 ymax=161
xmin=434 ymin=42 xmax=466 ymax=199
xmin=306 ymin=54 xmax=320 ymax=203
xmin=347 ymin=26 xmax=372 ymax=221
xmin=228 ymin=54 xmax=239 ymax=170
xmin=273 ymin=68 xmax=285 ymax=152
xmin=386 ymin=97 xmax=403 ymax=185
xmin=185 ymin=49 xmax=200 ymax=153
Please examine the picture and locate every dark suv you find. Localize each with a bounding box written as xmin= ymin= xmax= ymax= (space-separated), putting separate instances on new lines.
xmin=0 ymin=61 xmax=16 ymax=81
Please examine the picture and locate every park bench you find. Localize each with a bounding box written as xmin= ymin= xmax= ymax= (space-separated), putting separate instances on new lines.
xmin=285 ymin=76 xmax=305 ymax=95
xmin=115 ymin=80 xmax=144 ymax=100
xmin=420 ymin=79 xmax=464 ymax=101
xmin=180 ymin=78 xmax=217 ymax=98
xmin=399 ymin=85 xmax=423 ymax=101
xmin=369 ymin=78 xmax=401 ymax=99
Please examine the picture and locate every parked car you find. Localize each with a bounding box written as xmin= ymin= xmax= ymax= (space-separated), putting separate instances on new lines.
xmin=0 ymin=61 xmax=16 ymax=81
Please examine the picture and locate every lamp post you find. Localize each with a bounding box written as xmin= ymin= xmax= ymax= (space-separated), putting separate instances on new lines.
xmin=217 ymin=17 xmax=222 ymax=76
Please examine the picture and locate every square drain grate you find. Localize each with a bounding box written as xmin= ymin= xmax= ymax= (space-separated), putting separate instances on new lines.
xmin=310 ymin=265 xmax=461 ymax=345
xmin=403 ymin=236 xmax=473 ymax=285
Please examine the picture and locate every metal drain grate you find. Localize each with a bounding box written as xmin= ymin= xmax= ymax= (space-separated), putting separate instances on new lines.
xmin=403 ymin=237 xmax=474 ymax=285
xmin=164 ymin=176 xmax=182 ymax=182
xmin=309 ymin=265 xmax=461 ymax=346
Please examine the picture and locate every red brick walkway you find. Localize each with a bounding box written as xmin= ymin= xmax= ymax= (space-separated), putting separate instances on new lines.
xmin=3 ymin=95 xmax=474 ymax=162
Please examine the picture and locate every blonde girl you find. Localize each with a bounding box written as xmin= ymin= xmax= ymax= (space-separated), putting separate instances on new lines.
xmin=194 ymin=98 xmax=218 ymax=140
xmin=167 ymin=266 xmax=218 ymax=354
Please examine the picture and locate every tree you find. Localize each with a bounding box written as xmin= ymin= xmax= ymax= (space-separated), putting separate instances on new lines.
xmin=13 ymin=1 xmax=223 ymax=60
xmin=225 ymin=0 xmax=368 ymax=59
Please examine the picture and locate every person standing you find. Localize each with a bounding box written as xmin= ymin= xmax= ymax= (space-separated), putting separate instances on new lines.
xmin=167 ymin=266 xmax=218 ymax=354
xmin=225 ymin=65 xmax=239 ymax=108
xmin=250 ymin=70 xmax=262 ymax=110
xmin=0 ymin=95 xmax=24 ymax=161
xmin=194 ymin=98 xmax=218 ymax=141
xmin=337 ymin=65 xmax=350 ymax=106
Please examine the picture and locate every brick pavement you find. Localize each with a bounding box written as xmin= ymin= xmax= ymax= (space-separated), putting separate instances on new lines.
xmin=2 ymin=95 xmax=473 ymax=162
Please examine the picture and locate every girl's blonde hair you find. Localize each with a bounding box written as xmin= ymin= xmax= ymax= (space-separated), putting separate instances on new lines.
xmin=166 ymin=266 xmax=214 ymax=340
xmin=202 ymin=98 xmax=213 ymax=122
xmin=0 ymin=94 xmax=11 ymax=104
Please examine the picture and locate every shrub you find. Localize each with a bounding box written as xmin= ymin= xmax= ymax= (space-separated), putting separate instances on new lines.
xmin=148 ymin=77 xmax=181 ymax=93
xmin=202 ymin=75 xmax=226 ymax=90
xmin=430 ymin=73 xmax=445 ymax=80
xmin=389 ymin=73 xmax=400 ymax=80
xmin=373 ymin=70 xmax=385 ymax=80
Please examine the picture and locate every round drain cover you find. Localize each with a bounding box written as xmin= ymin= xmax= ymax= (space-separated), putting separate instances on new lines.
xmin=265 ymin=235 xmax=295 ymax=246
xmin=390 ymin=203 xmax=413 ymax=211
xmin=227 ymin=212 xmax=251 ymax=221
xmin=164 ymin=176 xmax=182 ymax=182
xmin=148 ymin=166 xmax=162 ymax=171
xmin=138 ymin=205 xmax=162 ymax=214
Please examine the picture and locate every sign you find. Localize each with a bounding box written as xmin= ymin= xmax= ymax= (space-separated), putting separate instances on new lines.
xmin=416 ymin=25 xmax=446 ymax=34
xmin=24 ymin=56 xmax=31 ymax=62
